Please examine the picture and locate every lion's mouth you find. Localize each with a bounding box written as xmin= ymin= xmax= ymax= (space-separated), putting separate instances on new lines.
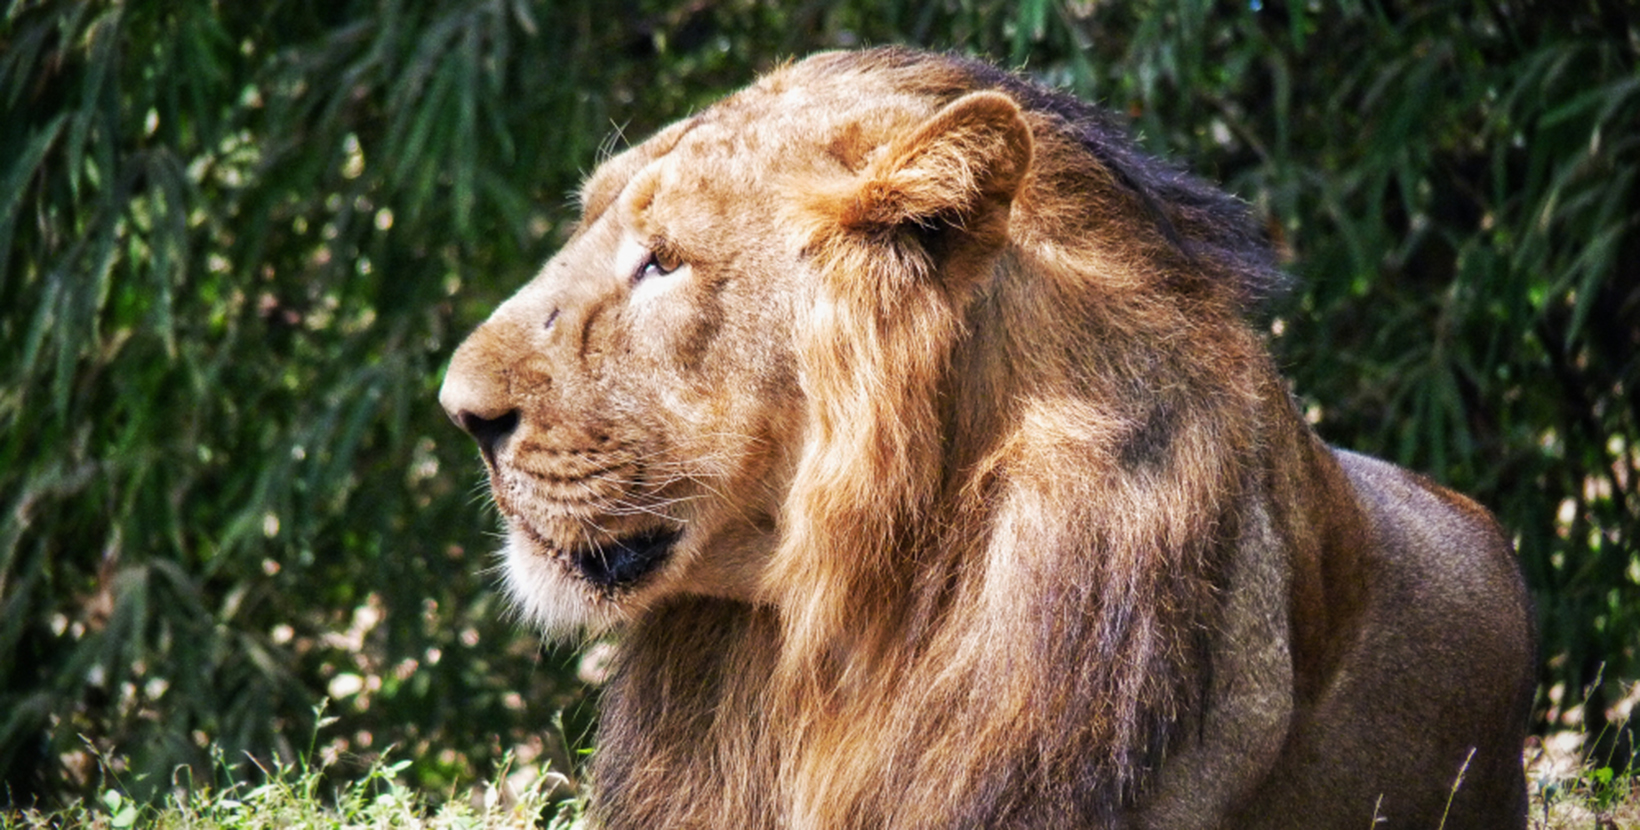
xmin=568 ymin=527 xmax=681 ymax=590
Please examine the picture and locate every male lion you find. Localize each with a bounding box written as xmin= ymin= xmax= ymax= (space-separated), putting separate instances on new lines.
xmin=439 ymin=47 xmax=1535 ymax=828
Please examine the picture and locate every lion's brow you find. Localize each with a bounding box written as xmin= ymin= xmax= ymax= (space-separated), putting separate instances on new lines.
xmin=578 ymin=116 xmax=705 ymax=232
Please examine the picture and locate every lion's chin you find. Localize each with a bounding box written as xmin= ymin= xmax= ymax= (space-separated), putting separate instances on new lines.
xmin=498 ymin=525 xmax=680 ymax=636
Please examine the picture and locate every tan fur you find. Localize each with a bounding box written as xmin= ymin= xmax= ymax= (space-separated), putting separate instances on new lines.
xmin=439 ymin=48 xmax=1535 ymax=828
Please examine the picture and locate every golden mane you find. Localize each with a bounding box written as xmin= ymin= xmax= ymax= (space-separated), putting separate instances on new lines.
xmin=599 ymin=49 xmax=1278 ymax=825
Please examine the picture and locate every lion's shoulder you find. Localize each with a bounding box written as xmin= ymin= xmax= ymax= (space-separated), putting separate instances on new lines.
xmin=1333 ymin=448 xmax=1522 ymax=606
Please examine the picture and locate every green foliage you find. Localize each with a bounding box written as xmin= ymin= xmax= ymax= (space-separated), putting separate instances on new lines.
xmin=2 ymin=0 xmax=1636 ymax=810
xmin=0 ymin=0 xmax=650 ymax=805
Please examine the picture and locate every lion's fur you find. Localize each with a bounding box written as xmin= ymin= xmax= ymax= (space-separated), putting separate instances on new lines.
xmin=440 ymin=48 xmax=1536 ymax=828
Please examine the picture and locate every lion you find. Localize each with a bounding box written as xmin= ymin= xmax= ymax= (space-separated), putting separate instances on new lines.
xmin=438 ymin=47 xmax=1536 ymax=828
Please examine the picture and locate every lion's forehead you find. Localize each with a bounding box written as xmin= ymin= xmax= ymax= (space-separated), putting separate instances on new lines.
xmin=578 ymin=55 xmax=960 ymax=239
xmin=625 ymin=83 xmax=938 ymax=195
xmin=591 ymin=53 xmax=1008 ymax=252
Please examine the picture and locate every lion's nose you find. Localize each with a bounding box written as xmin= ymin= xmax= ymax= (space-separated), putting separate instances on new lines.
xmin=452 ymin=408 xmax=519 ymax=461
xmin=440 ymin=340 xmax=521 ymax=463
xmin=440 ymin=385 xmax=519 ymax=462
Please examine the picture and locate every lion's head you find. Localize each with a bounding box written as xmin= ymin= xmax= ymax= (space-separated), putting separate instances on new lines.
xmin=441 ymin=48 xmax=1534 ymax=829
xmin=439 ymin=48 xmax=1271 ymax=636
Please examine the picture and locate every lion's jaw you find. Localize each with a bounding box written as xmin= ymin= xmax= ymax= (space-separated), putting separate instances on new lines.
xmin=438 ymin=140 xmax=804 ymax=635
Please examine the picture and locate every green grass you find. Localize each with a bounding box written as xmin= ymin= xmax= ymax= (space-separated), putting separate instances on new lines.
xmin=4 ymin=736 xmax=1634 ymax=829
xmin=1 ymin=745 xmax=582 ymax=830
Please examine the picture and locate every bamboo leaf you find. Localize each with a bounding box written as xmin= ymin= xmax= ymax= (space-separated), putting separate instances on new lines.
xmin=0 ymin=113 xmax=69 ymax=290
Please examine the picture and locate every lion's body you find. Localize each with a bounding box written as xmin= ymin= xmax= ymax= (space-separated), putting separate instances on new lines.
xmin=440 ymin=48 xmax=1535 ymax=828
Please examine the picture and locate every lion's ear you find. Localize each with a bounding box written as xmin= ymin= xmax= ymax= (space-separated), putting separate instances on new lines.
xmin=835 ymin=91 xmax=1033 ymax=242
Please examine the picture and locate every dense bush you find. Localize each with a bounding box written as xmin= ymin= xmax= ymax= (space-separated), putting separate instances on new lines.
xmin=3 ymin=0 xmax=1635 ymax=807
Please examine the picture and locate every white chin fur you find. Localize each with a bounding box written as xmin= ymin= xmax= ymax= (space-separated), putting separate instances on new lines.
xmin=499 ymin=528 xmax=623 ymax=637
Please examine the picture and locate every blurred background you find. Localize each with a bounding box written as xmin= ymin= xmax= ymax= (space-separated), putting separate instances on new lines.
xmin=3 ymin=0 xmax=1636 ymax=809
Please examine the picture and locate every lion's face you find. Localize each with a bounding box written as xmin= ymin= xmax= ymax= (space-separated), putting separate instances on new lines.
xmin=440 ymin=71 xmax=946 ymax=633
xmin=438 ymin=130 xmax=803 ymax=633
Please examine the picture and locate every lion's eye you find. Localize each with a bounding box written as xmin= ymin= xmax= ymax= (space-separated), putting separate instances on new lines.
xmin=635 ymin=248 xmax=684 ymax=283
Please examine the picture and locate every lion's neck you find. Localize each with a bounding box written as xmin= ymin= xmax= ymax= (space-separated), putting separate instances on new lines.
xmin=594 ymin=439 xmax=1254 ymax=829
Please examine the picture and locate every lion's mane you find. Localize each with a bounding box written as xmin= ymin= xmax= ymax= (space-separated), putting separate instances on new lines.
xmin=595 ymin=48 xmax=1285 ymax=827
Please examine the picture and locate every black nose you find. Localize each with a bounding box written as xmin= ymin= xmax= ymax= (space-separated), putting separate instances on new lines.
xmin=453 ymin=409 xmax=520 ymax=462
